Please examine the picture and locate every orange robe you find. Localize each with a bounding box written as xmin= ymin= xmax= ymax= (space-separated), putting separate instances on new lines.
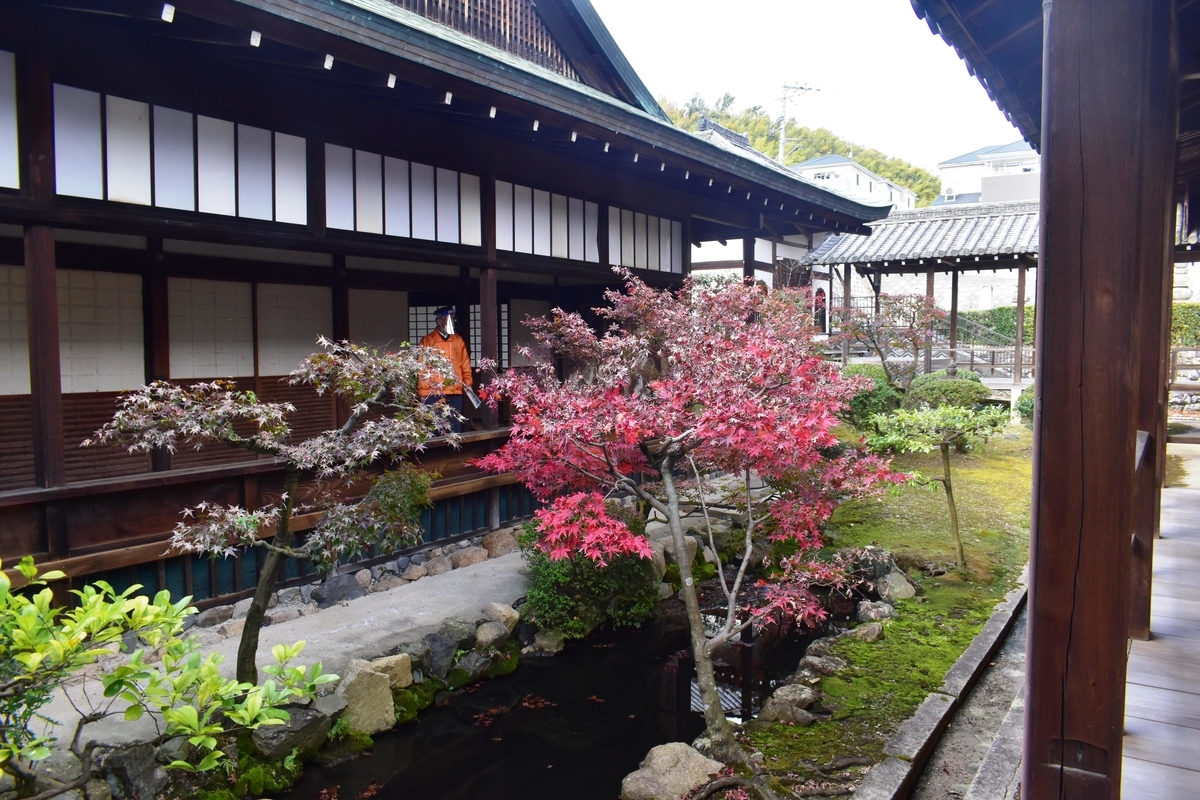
xmin=418 ymin=330 xmax=472 ymax=396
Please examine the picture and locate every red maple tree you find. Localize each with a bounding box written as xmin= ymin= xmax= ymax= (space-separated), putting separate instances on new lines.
xmin=477 ymin=273 xmax=898 ymax=761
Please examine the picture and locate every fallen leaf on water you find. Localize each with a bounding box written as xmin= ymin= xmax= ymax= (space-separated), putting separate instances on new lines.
xmin=318 ymin=788 xmax=339 ymax=800
xmin=357 ymin=784 xmax=380 ymax=799
xmin=587 ymin=695 xmax=606 ymax=703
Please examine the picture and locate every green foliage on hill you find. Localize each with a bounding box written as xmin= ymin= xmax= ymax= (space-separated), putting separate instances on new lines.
xmin=662 ymin=94 xmax=942 ymax=206
xmin=1172 ymin=303 xmax=1200 ymax=347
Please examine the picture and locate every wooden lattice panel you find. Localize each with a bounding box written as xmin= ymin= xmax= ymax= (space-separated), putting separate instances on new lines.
xmin=387 ymin=0 xmax=580 ymax=80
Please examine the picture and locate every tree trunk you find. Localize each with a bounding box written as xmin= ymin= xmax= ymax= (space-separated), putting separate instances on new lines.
xmin=940 ymin=443 xmax=965 ymax=569
xmin=660 ymin=465 xmax=742 ymax=763
xmin=236 ymin=466 xmax=299 ymax=684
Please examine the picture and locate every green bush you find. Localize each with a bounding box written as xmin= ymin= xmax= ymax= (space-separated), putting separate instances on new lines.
xmin=519 ymin=512 xmax=659 ymax=640
xmin=1172 ymin=303 xmax=1200 ymax=346
xmin=1016 ymin=385 xmax=1035 ymax=423
xmin=840 ymin=363 xmax=901 ymax=431
xmin=909 ymin=369 xmax=981 ymax=392
xmin=958 ymin=306 xmax=1035 ymax=345
xmin=903 ymin=378 xmax=992 ymax=409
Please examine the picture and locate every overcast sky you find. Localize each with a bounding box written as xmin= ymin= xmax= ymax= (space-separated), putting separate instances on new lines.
xmin=589 ymin=0 xmax=1024 ymax=171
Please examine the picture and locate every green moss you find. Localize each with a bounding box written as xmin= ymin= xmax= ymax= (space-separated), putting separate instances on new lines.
xmin=195 ymin=740 xmax=303 ymax=800
xmin=663 ymin=563 xmax=681 ymax=592
xmin=445 ymin=667 xmax=473 ymax=689
xmin=485 ymin=640 xmax=522 ymax=677
xmin=393 ymin=689 xmax=421 ymax=725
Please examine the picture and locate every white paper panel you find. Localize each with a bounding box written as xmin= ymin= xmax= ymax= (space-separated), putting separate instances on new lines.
xmin=608 ymin=206 xmax=621 ymax=265
xmin=634 ymin=213 xmax=647 ymax=270
xmin=384 ymin=157 xmax=410 ymax=237
xmin=355 ymin=150 xmax=383 ymax=234
xmin=648 ymin=216 xmax=660 ymax=271
xmin=168 ymin=277 xmax=254 ymax=378
xmin=495 ymin=180 xmax=514 ymax=251
xmin=0 ymin=52 xmax=17 ymax=190
xmin=559 ymin=198 xmax=580 ymax=262
xmin=237 ymin=124 xmax=273 ymax=220
xmin=324 ymin=143 xmax=354 ymax=231
xmin=257 ymin=283 xmax=332 ymax=375
xmin=349 ymin=288 xmax=408 ymax=350
xmin=197 ymin=116 xmax=236 ymax=216
xmin=550 ymin=194 xmax=568 ymax=259
xmin=104 ymin=96 xmax=152 ymax=205
xmin=459 ymin=173 xmax=481 ymax=246
xmin=57 ymin=270 xmax=144 ymax=392
xmin=513 ymin=184 xmax=533 ymax=254
xmin=532 ymin=189 xmax=550 ymax=256
xmin=0 ymin=266 xmax=29 ymax=395
xmin=153 ymin=106 xmax=194 ymax=211
xmin=436 ymin=168 xmax=459 ymax=243
xmin=53 ymin=85 xmax=103 ymax=199
xmin=508 ymin=299 xmax=551 ymax=368
xmin=273 ymin=132 xmax=306 ymax=225
xmin=672 ymin=221 xmax=683 ymax=272
xmin=621 ymin=209 xmax=635 ymax=268
xmin=411 ymin=163 xmax=436 ymax=241
xmin=659 ymin=216 xmax=672 ymax=272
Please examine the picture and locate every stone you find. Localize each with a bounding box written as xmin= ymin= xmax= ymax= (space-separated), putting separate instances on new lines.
xmin=429 ymin=547 xmax=443 ymax=558
xmin=647 ymin=540 xmax=667 ymax=581
xmin=877 ymin=571 xmax=916 ymax=603
xmin=797 ymin=655 xmax=846 ymax=677
xmin=401 ymin=564 xmax=427 ymax=581
xmin=97 ymin=744 xmax=168 ymax=800
xmin=475 ymin=621 xmax=509 ymax=649
xmin=369 ymin=566 xmax=384 ymax=581
xmin=312 ymin=573 xmax=367 ymax=609
xmin=354 ymin=569 xmax=372 ymax=588
xmin=661 ymin=535 xmax=698 ymax=567
xmin=533 ymin=630 xmax=564 ymax=654
xmin=370 ymin=653 xmax=413 ymax=689
xmin=805 ymin=637 xmax=836 ymax=658
xmin=620 ymin=742 xmax=723 ymax=800
xmin=231 ymin=597 xmax=254 ymax=620
xmin=395 ymin=640 xmax=432 ymax=671
xmin=217 ymin=619 xmax=245 ymax=638
xmin=856 ymin=600 xmax=897 ymax=623
xmin=481 ymin=529 xmax=519 ymax=558
xmin=276 ymin=586 xmax=302 ymax=605
xmin=334 ymin=660 xmax=397 ymax=735
xmin=844 ymin=622 xmax=885 ymax=643
xmin=264 ymin=607 xmax=301 ymax=626
xmin=299 ymin=602 xmax=319 ymax=616
xmin=440 ymin=617 xmax=477 ymax=648
xmin=155 ymin=737 xmax=190 ymax=765
xmin=758 ymin=684 xmax=819 ymax=726
xmin=314 ymin=694 xmax=349 ymax=719
xmin=410 ymin=552 xmax=428 ymax=566
xmin=423 ymin=633 xmax=459 ymax=679
xmin=424 ymin=555 xmax=453 ymax=576
xmin=393 ymin=555 xmax=411 ymax=572
xmin=85 ymin=778 xmax=112 ymax=800
xmin=252 ymin=707 xmax=332 ymax=760
xmin=450 ymin=546 xmax=489 ymax=569
xmin=372 ymin=574 xmax=408 ymax=593
xmin=453 ymin=651 xmax=491 ymax=681
xmin=701 ymin=546 xmax=717 ymax=565
xmin=188 ymin=628 xmax=223 ymax=647
xmin=299 ymin=583 xmax=315 ymax=603
xmin=193 ymin=605 xmax=232 ymax=628
xmin=35 ymin=749 xmax=82 ymax=789
xmin=483 ymin=602 xmax=520 ymax=633
xmin=657 ymin=583 xmax=674 ymax=600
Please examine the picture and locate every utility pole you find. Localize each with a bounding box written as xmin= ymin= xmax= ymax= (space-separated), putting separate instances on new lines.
xmin=777 ymin=84 xmax=818 ymax=164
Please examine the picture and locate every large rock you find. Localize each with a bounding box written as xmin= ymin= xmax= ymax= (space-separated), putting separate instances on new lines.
xmin=661 ymin=535 xmax=698 ymax=567
xmin=401 ymin=564 xmax=427 ymax=581
xmin=193 ymin=605 xmax=232 ymax=628
xmin=647 ymin=540 xmax=667 ymax=581
xmin=797 ymin=655 xmax=846 ymax=677
xmin=97 ymin=744 xmax=168 ymax=800
xmin=481 ymin=529 xmax=519 ymax=558
xmin=440 ymin=617 xmax=477 ymax=648
xmin=475 ymin=621 xmax=509 ymax=649
xmin=312 ymin=573 xmax=367 ymax=609
xmin=856 ymin=600 xmax=897 ymax=623
xmin=877 ymin=571 xmax=916 ymax=603
xmin=395 ymin=640 xmax=432 ymax=671
xmin=334 ymin=660 xmax=396 ymax=735
xmin=423 ymin=633 xmax=459 ymax=679
xmin=758 ymin=684 xmax=819 ymax=726
xmin=371 ymin=574 xmax=408 ymax=593
xmin=620 ymin=742 xmax=723 ymax=800
xmin=252 ymin=707 xmax=332 ymax=760
xmin=533 ymin=630 xmax=564 ymax=654
xmin=424 ymin=556 xmax=453 ymax=576
xmin=844 ymin=622 xmax=885 ymax=643
xmin=353 ymin=569 xmax=372 ymax=589
xmin=450 ymin=547 xmax=489 ymax=569
xmin=453 ymin=651 xmax=491 ymax=682
xmin=264 ymin=607 xmax=300 ymax=626
xmin=370 ymin=653 xmax=413 ymax=689
xmin=314 ymin=694 xmax=348 ymax=719
xmin=483 ymin=602 xmax=520 ymax=633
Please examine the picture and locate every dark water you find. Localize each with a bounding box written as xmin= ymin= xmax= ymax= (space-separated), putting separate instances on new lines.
xmin=289 ymin=624 xmax=705 ymax=800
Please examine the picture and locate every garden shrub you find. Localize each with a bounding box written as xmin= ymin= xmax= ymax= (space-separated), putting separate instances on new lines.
xmin=1016 ymin=385 xmax=1035 ymax=423
xmin=909 ymin=369 xmax=981 ymax=392
xmin=518 ymin=516 xmax=659 ymax=639
xmin=840 ymin=363 xmax=901 ymax=431
xmin=903 ymin=378 xmax=992 ymax=409
xmin=1172 ymin=303 xmax=1200 ymax=347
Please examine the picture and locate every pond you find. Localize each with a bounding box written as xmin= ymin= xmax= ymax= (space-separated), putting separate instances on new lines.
xmin=289 ymin=622 xmax=705 ymax=800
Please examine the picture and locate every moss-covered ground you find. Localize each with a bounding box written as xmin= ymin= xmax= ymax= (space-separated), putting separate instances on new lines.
xmin=745 ymin=428 xmax=1032 ymax=781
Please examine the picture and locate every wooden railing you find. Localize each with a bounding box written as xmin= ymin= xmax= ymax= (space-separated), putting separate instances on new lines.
xmin=1169 ymin=347 xmax=1200 ymax=388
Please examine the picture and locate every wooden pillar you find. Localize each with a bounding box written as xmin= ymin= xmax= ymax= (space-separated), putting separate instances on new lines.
xmin=924 ymin=270 xmax=935 ymax=374
xmin=742 ymin=237 xmax=756 ymax=282
xmin=948 ymin=270 xmax=959 ymax=373
xmin=841 ymin=267 xmax=852 ymax=366
xmin=480 ymin=267 xmax=499 ymax=430
xmin=598 ymin=204 xmax=610 ymax=267
xmin=1024 ymin=0 xmax=1177 ymax=795
xmin=144 ymin=241 xmax=172 ymax=472
xmin=332 ymin=256 xmax=351 ymax=427
xmin=1014 ymin=266 xmax=1027 ymax=384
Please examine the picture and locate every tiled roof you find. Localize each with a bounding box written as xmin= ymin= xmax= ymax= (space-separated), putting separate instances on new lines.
xmin=806 ymin=200 xmax=1039 ymax=266
xmin=793 ymin=154 xmax=855 ymax=169
xmin=939 ymin=140 xmax=1036 ymax=166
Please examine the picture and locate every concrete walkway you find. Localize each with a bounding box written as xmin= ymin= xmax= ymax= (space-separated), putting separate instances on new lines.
xmin=36 ymin=551 xmax=530 ymax=747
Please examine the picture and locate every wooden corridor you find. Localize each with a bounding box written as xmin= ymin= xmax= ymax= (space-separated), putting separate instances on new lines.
xmin=1122 ymin=444 xmax=1200 ymax=797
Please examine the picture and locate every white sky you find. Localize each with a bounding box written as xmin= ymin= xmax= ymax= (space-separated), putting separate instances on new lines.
xmin=589 ymin=0 xmax=1024 ymax=171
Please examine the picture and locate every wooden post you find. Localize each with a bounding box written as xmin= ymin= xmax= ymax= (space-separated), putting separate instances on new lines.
xmin=598 ymin=204 xmax=611 ymax=267
xmin=841 ymin=267 xmax=852 ymax=366
xmin=144 ymin=241 xmax=172 ymax=472
xmin=332 ymin=256 xmax=351 ymax=428
xmin=925 ymin=270 xmax=935 ymax=374
xmin=480 ymin=266 xmax=499 ymax=430
xmin=1014 ymin=266 xmax=1027 ymax=384
xmin=948 ymin=270 xmax=959 ymax=374
xmin=742 ymin=236 xmax=756 ymax=283
xmin=1024 ymin=0 xmax=1177 ymax=795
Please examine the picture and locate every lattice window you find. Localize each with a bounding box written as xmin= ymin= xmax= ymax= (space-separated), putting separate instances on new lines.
xmin=384 ymin=0 xmax=580 ymax=81
xmin=409 ymin=304 xmax=508 ymax=368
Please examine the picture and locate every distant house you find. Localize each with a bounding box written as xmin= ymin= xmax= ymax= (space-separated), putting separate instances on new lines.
xmin=792 ymin=155 xmax=918 ymax=211
xmin=935 ymin=140 xmax=1040 ymax=205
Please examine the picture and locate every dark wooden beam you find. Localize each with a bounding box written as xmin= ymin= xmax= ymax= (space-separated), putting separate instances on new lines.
xmin=742 ymin=237 xmax=755 ymax=282
xmin=925 ymin=270 xmax=935 ymax=375
xmin=1013 ymin=266 xmax=1026 ymax=384
xmin=1024 ymin=0 xmax=1177 ymax=795
xmin=479 ymin=266 xmax=498 ymax=430
xmin=948 ymin=270 xmax=959 ymax=370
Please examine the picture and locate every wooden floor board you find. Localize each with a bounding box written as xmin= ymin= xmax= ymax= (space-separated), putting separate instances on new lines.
xmin=1123 ymin=717 xmax=1200 ymax=773
xmin=1125 ymin=683 xmax=1200 ymax=729
xmin=1121 ymin=756 xmax=1200 ymax=799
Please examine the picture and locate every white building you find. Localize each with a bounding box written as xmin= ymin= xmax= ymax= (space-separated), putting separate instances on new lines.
xmin=935 ymin=140 xmax=1040 ymax=205
xmin=791 ymin=154 xmax=919 ymax=211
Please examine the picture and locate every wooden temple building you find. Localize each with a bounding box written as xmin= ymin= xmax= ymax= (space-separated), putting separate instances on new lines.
xmin=0 ymin=0 xmax=887 ymax=603
xmin=909 ymin=0 xmax=1200 ymax=796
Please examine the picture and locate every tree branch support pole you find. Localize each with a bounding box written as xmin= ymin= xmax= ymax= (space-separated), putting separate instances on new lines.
xmin=481 ymin=174 xmax=500 ymax=431
xmin=924 ymin=270 xmax=935 ymax=375
xmin=940 ymin=443 xmax=964 ymax=569
xmin=1024 ymin=0 xmax=1176 ymax=795
xmin=841 ymin=267 xmax=852 ymax=366
xmin=1014 ymin=266 xmax=1027 ymax=385
xmin=948 ymin=270 xmax=959 ymax=375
